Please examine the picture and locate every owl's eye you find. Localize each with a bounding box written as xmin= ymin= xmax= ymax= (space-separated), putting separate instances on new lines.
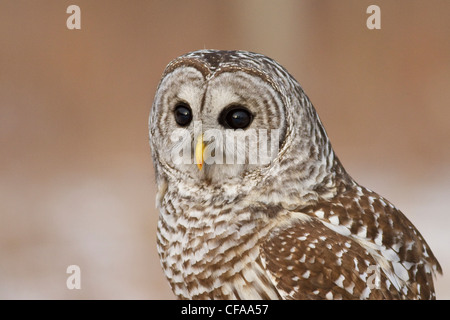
xmin=220 ymin=105 xmax=253 ymax=129
xmin=174 ymin=103 xmax=192 ymax=126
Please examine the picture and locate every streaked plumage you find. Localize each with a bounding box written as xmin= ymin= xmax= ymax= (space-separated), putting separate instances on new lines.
xmin=149 ymin=50 xmax=441 ymax=299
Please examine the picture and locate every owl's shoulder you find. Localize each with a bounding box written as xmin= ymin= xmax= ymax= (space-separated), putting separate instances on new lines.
xmin=259 ymin=184 xmax=441 ymax=299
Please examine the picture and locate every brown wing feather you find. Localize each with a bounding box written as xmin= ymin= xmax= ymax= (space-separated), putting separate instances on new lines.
xmin=260 ymin=183 xmax=441 ymax=300
xmin=261 ymin=218 xmax=400 ymax=299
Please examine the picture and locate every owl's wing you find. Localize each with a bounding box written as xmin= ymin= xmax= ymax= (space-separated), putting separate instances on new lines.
xmin=260 ymin=216 xmax=402 ymax=300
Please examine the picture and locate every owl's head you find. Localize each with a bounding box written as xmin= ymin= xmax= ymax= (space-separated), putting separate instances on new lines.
xmin=150 ymin=50 xmax=341 ymax=204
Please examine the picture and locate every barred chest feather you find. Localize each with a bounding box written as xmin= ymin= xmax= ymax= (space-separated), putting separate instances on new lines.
xmin=156 ymin=184 xmax=283 ymax=299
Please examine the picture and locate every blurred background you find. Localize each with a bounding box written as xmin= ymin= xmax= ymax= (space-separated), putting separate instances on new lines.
xmin=0 ymin=0 xmax=449 ymax=299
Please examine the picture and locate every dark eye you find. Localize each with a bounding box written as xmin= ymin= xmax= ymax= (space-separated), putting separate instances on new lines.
xmin=174 ymin=103 xmax=192 ymax=126
xmin=220 ymin=105 xmax=253 ymax=129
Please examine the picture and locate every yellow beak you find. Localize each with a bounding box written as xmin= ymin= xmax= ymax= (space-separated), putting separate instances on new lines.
xmin=195 ymin=134 xmax=205 ymax=170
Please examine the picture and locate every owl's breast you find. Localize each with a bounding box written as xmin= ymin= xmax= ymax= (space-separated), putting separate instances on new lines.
xmin=156 ymin=195 xmax=280 ymax=299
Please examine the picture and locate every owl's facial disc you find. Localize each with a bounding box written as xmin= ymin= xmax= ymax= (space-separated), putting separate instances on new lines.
xmin=151 ymin=63 xmax=286 ymax=184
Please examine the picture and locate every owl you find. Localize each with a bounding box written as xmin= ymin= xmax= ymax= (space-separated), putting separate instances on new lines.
xmin=149 ymin=49 xmax=441 ymax=299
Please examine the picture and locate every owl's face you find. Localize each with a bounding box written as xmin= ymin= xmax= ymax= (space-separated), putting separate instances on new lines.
xmin=150 ymin=50 xmax=333 ymax=206
xmin=150 ymin=53 xmax=289 ymax=185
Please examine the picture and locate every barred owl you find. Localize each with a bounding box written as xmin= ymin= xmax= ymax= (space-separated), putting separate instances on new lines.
xmin=149 ymin=50 xmax=441 ymax=299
